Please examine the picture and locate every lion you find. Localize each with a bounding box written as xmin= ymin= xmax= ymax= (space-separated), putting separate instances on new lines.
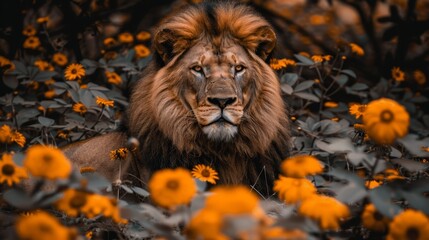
xmin=63 ymin=1 xmax=291 ymax=196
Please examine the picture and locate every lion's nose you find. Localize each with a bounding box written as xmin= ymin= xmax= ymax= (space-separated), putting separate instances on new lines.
xmin=208 ymin=97 xmax=237 ymax=109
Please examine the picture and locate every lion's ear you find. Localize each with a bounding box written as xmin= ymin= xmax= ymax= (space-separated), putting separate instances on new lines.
xmin=154 ymin=29 xmax=190 ymax=63
xmin=245 ymin=26 xmax=276 ymax=61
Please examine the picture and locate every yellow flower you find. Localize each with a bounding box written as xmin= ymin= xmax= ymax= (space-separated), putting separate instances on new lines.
xmin=349 ymin=103 xmax=367 ymax=119
xmin=136 ymin=31 xmax=151 ymax=41
xmin=22 ymin=25 xmax=37 ymax=36
xmin=72 ymin=102 xmax=87 ymax=114
xmin=349 ymin=43 xmax=365 ymax=56
xmin=185 ymin=209 xmax=226 ymax=240
xmin=80 ymin=166 xmax=96 ymax=173
xmin=104 ymin=51 xmax=118 ymax=60
xmin=269 ymin=58 xmax=296 ymax=70
xmin=55 ymin=188 xmax=90 ymax=217
xmin=82 ymin=194 xmax=127 ymax=223
xmin=365 ymin=180 xmax=380 ymax=189
xmin=413 ymin=70 xmax=426 ymax=85
xmin=191 ymin=164 xmax=219 ymax=184
xmin=10 ymin=130 xmax=26 ymax=147
xmin=0 ymin=125 xmax=13 ymax=143
xmin=299 ymin=195 xmax=350 ymax=230
xmin=391 ymin=67 xmax=405 ymax=82
xmin=118 ymin=32 xmax=134 ymax=44
xmin=324 ymin=101 xmax=338 ymax=108
xmin=0 ymin=154 xmax=28 ymax=186
xmin=15 ymin=211 xmax=72 ymax=240
xmin=109 ymin=147 xmax=128 ymax=160
xmin=261 ymin=227 xmax=307 ymax=240
xmin=44 ymin=89 xmax=56 ymax=99
xmin=134 ymin=44 xmax=151 ymax=58
xmin=387 ymin=210 xmax=429 ymax=240
xmin=361 ymin=204 xmax=390 ymax=232
xmin=273 ymin=176 xmax=316 ymax=204
xmin=363 ymin=98 xmax=409 ymax=145
xmin=103 ymin=37 xmax=117 ymax=48
xmin=23 ymin=145 xmax=72 ymax=180
xmin=374 ymin=168 xmax=404 ymax=182
xmin=422 ymin=146 xmax=429 ymax=152
xmin=57 ymin=130 xmax=69 ymax=140
xmin=281 ymin=155 xmax=323 ymax=178
xmin=53 ymin=53 xmax=68 ymax=66
xmin=23 ymin=36 xmax=41 ymax=49
xmin=34 ymin=59 xmax=54 ymax=71
xmin=105 ymin=71 xmax=122 ymax=85
xmin=96 ymin=96 xmax=114 ymax=108
xmin=0 ymin=56 xmax=15 ymax=72
xmin=311 ymin=55 xmax=324 ymax=63
xmin=205 ymin=185 xmax=259 ymax=215
xmin=64 ymin=63 xmax=85 ymax=81
xmin=149 ymin=168 xmax=197 ymax=208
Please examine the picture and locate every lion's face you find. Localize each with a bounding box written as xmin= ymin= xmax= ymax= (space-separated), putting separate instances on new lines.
xmin=179 ymin=42 xmax=252 ymax=141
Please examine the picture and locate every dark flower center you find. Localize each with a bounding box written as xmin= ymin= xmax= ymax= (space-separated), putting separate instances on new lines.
xmin=373 ymin=211 xmax=384 ymax=221
xmin=201 ymin=169 xmax=211 ymax=178
xmin=2 ymin=164 xmax=15 ymax=176
xmin=166 ymin=180 xmax=179 ymax=190
xmin=70 ymin=192 xmax=87 ymax=209
xmin=42 ymin=154 xmax=53 ymax=163
xmin=39 ymin=223 xmax=53 ymax=233
xmin=71 ymin=69 xmax=77 ymax=74
xmin=358 ymin=106 xmax=366 ymax=112
xmin=406 ymin=227 xmax=419 ymax=240
xmin=380 ymin=110 xmax=394 ymax=123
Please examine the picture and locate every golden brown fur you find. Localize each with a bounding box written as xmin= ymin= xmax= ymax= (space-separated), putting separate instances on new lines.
xmin=64 ymin=2 xmax=290 ymax=196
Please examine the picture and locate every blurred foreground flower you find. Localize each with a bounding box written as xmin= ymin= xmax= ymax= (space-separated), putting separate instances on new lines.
xmin=361 ymin=204 xmax=390 ymax=232
xmin=149 ymin=168 xmax=196 ymax=209
xmin=281 ymin=155 xmax=323 ymax=178
xmin=363 ymin=98 xmax=409 ymax=145
xmin=23 ymin=145 xmax=72 ymax=180
xmin=205 ymin=185 xmax=259 ymax=215
xmin=387 ymin=210 xmax=429 ymax=240
xmin=0 ymin=154 xmax=28 ymax=186
xmin=273 ymin=176 xmax=316 ymax=204
xmin=64 ymin=63 xmax=85 ymax=81
xmin=191 ymin=164 xmax=219 ymax=184
xmin=15 ymin=211 xmax=75 ymax=240
xmin=299 ymin=195 xmax=349 ymax=230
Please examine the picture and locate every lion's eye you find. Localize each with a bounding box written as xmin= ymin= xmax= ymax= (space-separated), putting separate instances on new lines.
xmin=235 ymin=65 xmax=244 ymax=73
xmin=191 ymin=65 xmax=203 ymax=73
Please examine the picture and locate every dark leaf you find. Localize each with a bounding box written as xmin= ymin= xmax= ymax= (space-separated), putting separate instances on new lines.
xmin=369 ymin=186 xmax=402 ymax=218
xmin=391 ymin=158 xmax=429 ymax=172
xmin=38 ymin=116 xmax=55 ymax=127
xmin=3 ymin=189 xmax=34 ymax=209
xmin=294 ymin=80 xmax=315 ymax=92
xmin=294 ymin=92 xmax=319 ymax=102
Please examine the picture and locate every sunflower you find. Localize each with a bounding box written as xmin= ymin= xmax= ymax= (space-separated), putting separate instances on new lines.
xmin=349 ymin=43 xmax=365 ymax=56
xmin=0 ymin=125 xmax=13 ymax=143
xmin=299 ymin=195 xmax=350 ymax=230
xmin=185 ymin=208 xmax=226 ymax=240
xmin=10 ymin=130 xmax=26 ymax=147
xmin=205 ymin=185 xmax=259 ymax=215
xmin=365 ymin=180 xmax=380 ymax=189
xmin=261 ymin=227 xmax=307 ymax=240
xmin=0 ymin=154 xmax=28 ymax=186
xmin=0 ymin=56 xmax=15 ymax=72
xmin=23 ymin=36 xmax=41 ymax=49
xmin=118 ymin=32 xmax=134 ymax=44
xmin=15 ymin=211 xmax=72 ymax=240
xmin=72 ymin=102 xmax=87 ymax=115
xmin=149 ymin=168 xmax=197 ymax=209
xmin=109 ymin=147 xmax=128 ymax=161
xmin=273 ymin=175 xmax=316 ymax=204
xmin=23 ymin=145 xmax=72 ymax=180
xmin=134 ymin=44 xmax=151 ymax=58
xmin=387 ymin=210 xmax=429 ymax=240
xmin=324 ymin=101 xmax=338 ymax=108
xmin=311 ymin=55 xmax=324 ymax=63
xmin=191 ymin=164 xmax=219 ymax=184
xmin=83 ymin=194 xmax=127 ymax=223
xmin=105 ymin=71 xmax=122 ymax=85
xmin=34 ymin=60 xmax=54 ymax=71
xmin=361 ymin=204 xmax=390 ymax=232
xmin=413 ymin=70 xmax=426 ymax=85
xmin=136 ymin=31 xmax=151 ymax=41
xmin=281 ymin=155 xmax=323 ymax=178
xmin=55 ymin=188 xmax=90 ymax=217
xmin=64 ymin=63 xmax=85 ymax=81
xmin=269 ymin=58 xmax=296 ymax=70
xmin=103 ymin=37 xmax=117 ymax=48
xmin=349 ymin=103 xmax=367 ymax=119
xmin=96 ymin=96 xmax=114 ymax=108
xmin=57 ymin=130 xmax=69 ymax=140
xmin=362 ymin=98 xmax=409 ymax=145
xmin=53 ymin=53 xmax=68 ymax=67
xmin=391 ymin=67 xmax=405 ymax=82
xmin=22 ymin=25 xmax=37 ymax=36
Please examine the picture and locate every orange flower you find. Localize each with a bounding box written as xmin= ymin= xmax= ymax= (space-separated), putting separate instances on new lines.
xmin=0 ymin=56 xmax=15 ymax=72
xmin=349 ymin=43 xmax=364 ymax=56
xmin=136 ymin=31 xmax=151 ymax=41
xmin=72 ymin=102 xmax=87 ymax=114
xmin=349 ymin=103 xmax=367 ymax=119
xmin=134 ymin=44 xmax=151 ymax=58
xmin=413 ymin=70 xmax=426 ymax=85
xmin=281 ymin=155 xmax=323 ymax=178
xmin=34 ymin=60 xmax=54 ymax=71
xmin=15 ymin=211 xmax=73 ymax=240
xmin=391 ymin=67 xmax=405 ymax=82
xmin=64 ymin=63 xmax=85 ymax=81
xmin=205 ymin=185 xmax=259 ymax=215
xmin=103 ymin=37 xmax=116 ymax=48
xmin=185 ymin=209 xmax=226 ymax=240
xmin=324 ymin=101 xmax=338 ymax=108
xmin=191 ymin=164 xmax=219 ymax=184
xmin=105 ymin=71 xmax=122 ymax=85
xmin=361 ymin=204 xmax=390 ymax=232
xmin=109 ymin=147 xmax=128 ymax=161
xmin=53 ymin=53 xmax=68 ymax=66
xmin=118 ymin=32 xmax=134 ymax=44
xmin=387 ymin=210 xmax=429 ymax=240
xmin=273 ymin=176 xmax=316 ymax=204
xmin=22 ymin=25 xmax=37 ymax=36
xmin=95 ymin=96 xmax=114 ymax=108
xmin=23 ymin=36 xmax=41 ymax=49
xmin=0 ymin=154 xmax=28 ymax=186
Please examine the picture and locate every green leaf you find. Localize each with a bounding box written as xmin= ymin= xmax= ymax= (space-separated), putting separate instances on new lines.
xmin=391 ymin=158 xmax=429 ymax=172
xmin=369 ymin=186 xmax=402 ymax=218
xmin=131 ymin=186 xmax=150 ymax=197
xmin=82 ymin=172 xmax=111 ymax=191
xmin=333 ymin=74 xmax=349 ymax=87
xmin=294 ymin=54 xmax=314 ymax=65
xmin=280 ymin=73 xmax=298 ymax=86
xmin=3 ymin=189 xmax=34 ymax=209
xmin=3 ymin=75 xmax=18 ymax=89
xmin=350 ymin=82 xmax=368 ymax=91
xmin=81 ymin=59 xmax=99 ymax=75
xmin=195 ymin=179 xmax=207 ymax=192
xmin=33 ymin=71 xmax=57 ymax=82
xmin=38 ymin=116 xmax=55 ymax=127
xmin=397 ymin=134 xmax=429 ymax=157
xmin=281 ymin=83 xmax=293 ymax=95
xmin=294 ymin=80 xmax=315 ymax=92
xmin=340 ymin=69 xmax=357 ymax=79
xmin=293 ymin=92 xmax=319 ymax=102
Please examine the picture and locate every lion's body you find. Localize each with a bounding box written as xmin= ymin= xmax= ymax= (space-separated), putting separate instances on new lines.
xmin=64 ymin=2 xmax=291 ymax=195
